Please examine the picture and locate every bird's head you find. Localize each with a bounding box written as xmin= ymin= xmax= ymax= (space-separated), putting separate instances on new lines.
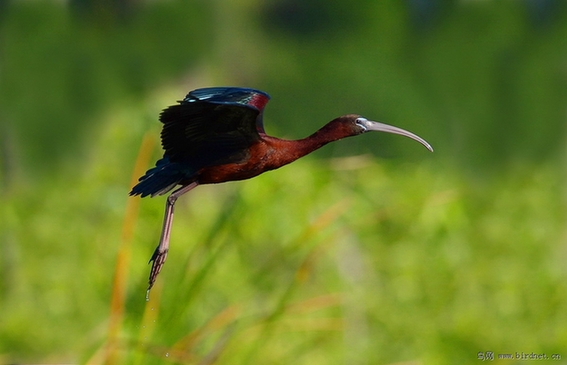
xmin=331 ymin=114 xmax=433 ymax=152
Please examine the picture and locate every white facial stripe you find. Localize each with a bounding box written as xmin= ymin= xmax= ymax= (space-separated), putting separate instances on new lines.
xmin=355 ymin=117 xmax=369 ymax=131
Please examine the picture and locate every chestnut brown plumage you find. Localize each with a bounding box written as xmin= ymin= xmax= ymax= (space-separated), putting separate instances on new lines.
xmin=130 ymin=87 xmax=433 ymax=295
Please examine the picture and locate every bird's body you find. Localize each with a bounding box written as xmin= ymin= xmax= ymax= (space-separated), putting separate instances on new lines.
xmin=131 ymin=87 xmax=433 ymax=294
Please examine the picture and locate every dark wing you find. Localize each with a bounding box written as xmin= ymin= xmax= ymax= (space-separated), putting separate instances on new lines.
xmin=130 ymin=87 xmax=270 ymax=198
xmin=184 ymin=87 xmax=270 ymax=134
xmin=186 ymin=87 xmax=270 ymax=107
xmin=161 ymin=87 xmax=270 ymax=166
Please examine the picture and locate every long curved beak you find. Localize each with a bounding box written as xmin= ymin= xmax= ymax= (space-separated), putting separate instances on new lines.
xmin=364 ymin=120 xmax=433 ymax=152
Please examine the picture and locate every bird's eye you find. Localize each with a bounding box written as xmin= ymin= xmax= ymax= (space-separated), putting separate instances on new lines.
xmin=355 ymin=117 xmax=368 ymax=131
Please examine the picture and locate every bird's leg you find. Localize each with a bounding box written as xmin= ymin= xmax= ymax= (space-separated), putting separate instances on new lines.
xmin=147 ymin=182 xmax=198 ymax=297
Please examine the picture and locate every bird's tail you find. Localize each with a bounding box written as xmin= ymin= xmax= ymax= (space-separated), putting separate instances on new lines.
xmin=129 ymin=156 xmax=193 ymax=198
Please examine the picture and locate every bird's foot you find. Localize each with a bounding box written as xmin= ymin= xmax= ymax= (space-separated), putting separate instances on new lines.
xmin=146 ymin=246 xmax=168 ymax=298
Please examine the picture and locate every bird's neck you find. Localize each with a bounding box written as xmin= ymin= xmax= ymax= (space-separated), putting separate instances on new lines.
xmin=263 ymin=123 xmax=351 ymax=168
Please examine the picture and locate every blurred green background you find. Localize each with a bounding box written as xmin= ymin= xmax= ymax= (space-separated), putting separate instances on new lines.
xmin=1 ymin=0 xmax=566 ymax=364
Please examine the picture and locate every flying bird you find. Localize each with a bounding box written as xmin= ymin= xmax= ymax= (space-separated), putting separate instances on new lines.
xmin=130 ymin=87 xmax=433 ymax=294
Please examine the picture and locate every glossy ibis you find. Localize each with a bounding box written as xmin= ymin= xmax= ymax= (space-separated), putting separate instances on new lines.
xmin=130 ymin=87 xmax=433 ymax=294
